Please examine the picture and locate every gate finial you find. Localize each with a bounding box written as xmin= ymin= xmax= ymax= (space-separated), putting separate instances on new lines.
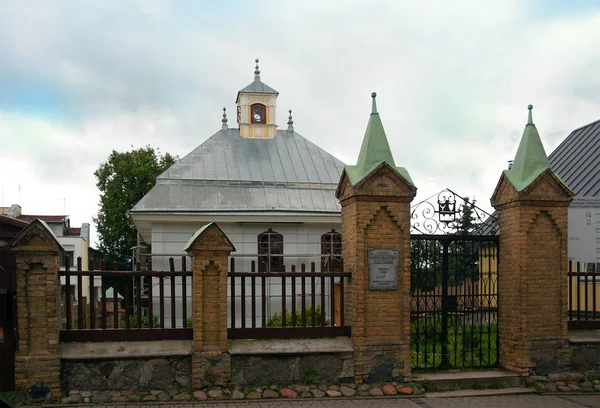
xmin=527 ymin=104 xmax=534 ymax=125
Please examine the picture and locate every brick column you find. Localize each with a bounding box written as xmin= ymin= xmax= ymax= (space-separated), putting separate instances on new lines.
xmin=184 ymin=222 xmax=235 ymax=387
xmin=491 ymin=171 xmax=573 ymax=374
xmin=10 ymin=220 xmax=63 ymax=400
xmin=337 ymin=167 xmax=416 ymax=383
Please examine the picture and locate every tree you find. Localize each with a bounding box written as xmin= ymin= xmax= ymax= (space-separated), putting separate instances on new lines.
xmin=94 ymin=146 xmax=176 ymax=269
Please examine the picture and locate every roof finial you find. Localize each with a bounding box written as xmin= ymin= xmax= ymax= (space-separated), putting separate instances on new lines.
xmin=254 ymin=58 xmax=260 ymax=81
xmin=221 ymin=107 xmax=228 ymax=130
xmin=371 ymin=92 xmax=378 ymax=114
xmin=287 ymin=109 xmax=294 ymax=132
xmin=527 ymin=104 xmax=534 ymax=125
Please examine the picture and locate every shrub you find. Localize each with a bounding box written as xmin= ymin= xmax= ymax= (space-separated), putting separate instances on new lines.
xmin=120 ymin=313 xmax=160 ymax=328
xmin=267 ymin=305 xmax=330 ymax=327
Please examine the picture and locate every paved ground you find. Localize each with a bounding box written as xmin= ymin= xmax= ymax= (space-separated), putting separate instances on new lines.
xmin=29 ymin=394 xmax=600 ymax=408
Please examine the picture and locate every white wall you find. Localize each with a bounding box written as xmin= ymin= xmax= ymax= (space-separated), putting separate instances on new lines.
xmin=146 ymin=219 xmax=341 ymax=328
xmin=568 ymin=198 xmax=600 ymax=266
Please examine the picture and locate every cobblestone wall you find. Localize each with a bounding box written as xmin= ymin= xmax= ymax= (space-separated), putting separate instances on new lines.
xmin=61 ymin=357 xmax=191 ymax=393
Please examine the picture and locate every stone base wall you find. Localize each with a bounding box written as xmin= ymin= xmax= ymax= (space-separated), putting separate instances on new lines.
xmin=193 ymin=352 xmax=231 ymax=387
xmin=231 ymin=353 xmax=354 ymax=386
xmin=61 ymin=357 xmax=191 ymax=393
xmin=354 ymin=347 xmax=407 ymax=383
xmin=571 ymin=341 xmax=600 ymax=373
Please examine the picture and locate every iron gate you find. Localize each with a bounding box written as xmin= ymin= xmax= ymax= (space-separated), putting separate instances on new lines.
xmin=410 ymin=189 xmax=499 ymax=370
xmin=0 ymin=268 xmax=15 ymax=391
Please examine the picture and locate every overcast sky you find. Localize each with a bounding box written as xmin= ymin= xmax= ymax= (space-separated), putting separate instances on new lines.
xmin=2 ymin=0 xmax=600 ymax=247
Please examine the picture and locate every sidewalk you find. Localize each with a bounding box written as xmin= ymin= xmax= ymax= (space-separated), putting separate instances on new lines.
xmin=26 ymin=394 xmax=600 ymax=408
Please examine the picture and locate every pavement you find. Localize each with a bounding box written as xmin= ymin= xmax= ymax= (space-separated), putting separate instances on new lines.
xmin=26 ymin=394 xmax=600 ymax=408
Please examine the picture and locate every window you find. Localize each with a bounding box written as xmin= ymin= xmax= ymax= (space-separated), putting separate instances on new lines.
xmin=321 ymin=230 xmax=342 ymax=271
xmin=61 ymin=251 xmax=75 ymax=267
xmin=258 ymin=229 xmax=283 ymax=272
xmin=251 ymin=103 xmax=266 ymax=124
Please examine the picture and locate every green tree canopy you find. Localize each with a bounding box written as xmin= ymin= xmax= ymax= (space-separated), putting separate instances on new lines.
xmin=94 ymin=146 xmax=176 ymax=269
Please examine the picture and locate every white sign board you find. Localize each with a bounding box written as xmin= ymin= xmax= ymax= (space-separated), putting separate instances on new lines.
xmin=568 ymin=198 xmax=600 ymax=263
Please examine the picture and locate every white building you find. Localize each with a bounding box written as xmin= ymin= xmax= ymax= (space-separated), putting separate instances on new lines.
xmin=549 ymin=119 xmax=600 ymax=271
xmin=130 ymin=60 xmax=345 ymax=327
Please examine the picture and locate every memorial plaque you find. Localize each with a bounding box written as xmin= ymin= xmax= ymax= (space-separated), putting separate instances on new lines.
xmin=368 ymin=248 xmax=399 ymax=290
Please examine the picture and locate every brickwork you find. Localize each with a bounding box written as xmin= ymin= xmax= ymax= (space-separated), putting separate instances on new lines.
xmin=10 ymin=220 xmax=63 ymax=400
xmin=338 ymin=165 xmax=416 ymax=383
xmin=491 ymin=170 xmax=573 ymax=375
xmin=185 ymin=223 xmax=234 ymax=387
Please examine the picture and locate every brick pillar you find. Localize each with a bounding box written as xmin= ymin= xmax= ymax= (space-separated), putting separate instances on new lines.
xmin=491 ymin=171 xmax=573 ymax=374
xmin=9 ymin=220 xmax=63 ymax=400
xmin=184 ymin=222 xmax=235 ymax=387
xmin=337 ymin=167 xmax=417 ymax=383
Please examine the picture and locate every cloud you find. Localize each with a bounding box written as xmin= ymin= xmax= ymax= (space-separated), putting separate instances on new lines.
xmin=2 ymin=0 xmax=600 ymax=246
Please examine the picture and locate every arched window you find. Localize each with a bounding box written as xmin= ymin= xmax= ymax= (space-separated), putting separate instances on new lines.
xmin=321 ymin=230 xmax=342 ymax=272
xmin=251 ymin=103 xmax=266 ymax=124
xmin=258 ymin=229 xmax=283 ymax=272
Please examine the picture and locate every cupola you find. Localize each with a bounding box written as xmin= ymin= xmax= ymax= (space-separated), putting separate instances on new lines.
xmin=236 ymin=58 xmax=279 ymax=139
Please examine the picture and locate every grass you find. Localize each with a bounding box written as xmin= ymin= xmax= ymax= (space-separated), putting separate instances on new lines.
xmin=411 ymin=316 xmax=498 ymax=369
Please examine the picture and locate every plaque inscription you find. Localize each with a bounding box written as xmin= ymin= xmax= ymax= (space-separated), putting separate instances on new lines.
xmin=368 ymin=248 xmax=399 ymax=290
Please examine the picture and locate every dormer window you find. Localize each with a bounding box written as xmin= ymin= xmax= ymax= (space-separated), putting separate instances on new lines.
xmin=251 ymin=104 xmax=266 ymax=124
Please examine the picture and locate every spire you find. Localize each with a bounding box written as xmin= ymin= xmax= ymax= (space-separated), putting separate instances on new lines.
xmin=287 ymin=109 xmax=294 ymax=132
xmin=504 ymin=104 xmax=550 ymax=191
xmin=343 ymin=92 xmax=414 ymax=187
xmin=254 ymin=58 xmax=260 ymax=81
xmin=371 ymin=92 xmax=378 ymax=114
xmin=236 ymin=58 xmax=279 ymax=102
xmin=221 ymin=107 xmax=228 ymax=130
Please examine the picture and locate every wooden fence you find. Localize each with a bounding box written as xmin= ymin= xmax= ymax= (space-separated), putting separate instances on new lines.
xmin=59 ymin=256 xmax=193 ymax=342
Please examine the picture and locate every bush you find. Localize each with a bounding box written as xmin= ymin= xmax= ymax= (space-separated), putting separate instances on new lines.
xmin=267 ymin=306 xmax=330 ymax=327
xmin=120 ymin=313 xmax=160 ymax=328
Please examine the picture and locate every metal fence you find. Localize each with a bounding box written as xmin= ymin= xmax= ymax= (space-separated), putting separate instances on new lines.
xmin=568 ymin=261 xmax=600 ymax=330
xmin=227 ymin=257 xmax=351 ymax=339
xmin=59 ymin=256 xmax=193 ymax=342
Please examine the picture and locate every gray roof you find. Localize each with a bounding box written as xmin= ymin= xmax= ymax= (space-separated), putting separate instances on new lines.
xmin=549 ymin=119 xmax=600 ymax=198
xmin=130 ymin=129 xmax=345 ymax=214
xmin=236 ymin=79 xmax=278 ymax=102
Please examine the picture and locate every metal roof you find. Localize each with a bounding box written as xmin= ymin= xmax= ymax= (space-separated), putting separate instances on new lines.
xmin=549 ymin=118 xmax=600 ymax=198
xmin=130 ymin=129 xmax=345 ymax=214
xmin=238 ymin=79 xmax=278 ymax=95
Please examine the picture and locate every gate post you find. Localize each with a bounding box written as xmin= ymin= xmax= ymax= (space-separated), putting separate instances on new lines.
xmin=336 ymin=93 xmax=417 ymax=383
xmin=9 ymin=220 xmax=63 ymax=401
xmin=491 ymin=105 xmax=573 ymax=374
xmin=184 ymin=222 xmax=235 ymax=387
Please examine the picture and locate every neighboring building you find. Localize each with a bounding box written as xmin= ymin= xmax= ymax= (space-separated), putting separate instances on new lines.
xmin=1 ymin=204 xmax=98 ymax=300
xmin=0 ymin=214 xmax=28 ymax=272
xmin=549 ymin=119 xmax=600 ymax=270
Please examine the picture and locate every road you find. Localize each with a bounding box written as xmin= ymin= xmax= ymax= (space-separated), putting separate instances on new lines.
xmin=31 ymin=394 xmax=600 ymax=408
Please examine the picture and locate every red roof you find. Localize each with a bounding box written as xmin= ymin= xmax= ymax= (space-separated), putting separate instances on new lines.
xmin=66 ymin=227 xmax=81 ymax=236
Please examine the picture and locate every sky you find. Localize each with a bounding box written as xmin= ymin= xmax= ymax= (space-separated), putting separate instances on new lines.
xmin=2 ymin=0 xmax=600 ymax=248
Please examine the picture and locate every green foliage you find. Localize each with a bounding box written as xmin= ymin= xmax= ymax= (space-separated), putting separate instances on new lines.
xmin=266 ymin=306 xmax=330 ymax=327
xmin=302 ymin=368 xmax=319 ymax=385
xmin=0 ymin=392 xmax=17 ymax=405
xmin=411 ymin=316 xmax=498 ymax=369
xmin=94 ymin=146 xmax=177 ymax=269
xmin=120 ymin=313 xmax=160 ymax=328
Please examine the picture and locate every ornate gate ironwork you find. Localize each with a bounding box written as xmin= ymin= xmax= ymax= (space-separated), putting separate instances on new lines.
xmin=410 ymin=189 xmax=499 ymax=370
